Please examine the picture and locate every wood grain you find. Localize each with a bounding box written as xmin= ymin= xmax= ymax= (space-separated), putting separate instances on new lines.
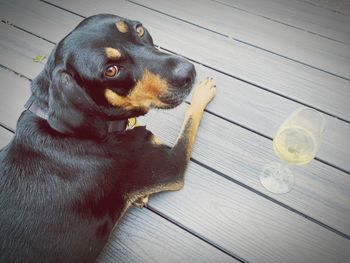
xmin=215 ymin=0 xmax=350 ymax=44
xmin=148 ymin=162 xmax=350 ymax=263
xmin=0 ymin=23 xmax=53 ymax=78
xmin=139 ymin=105 xmax=350 ymax=238
xmin=3 ymin=0 xmax=350 ymax=122
xmin=134 ymin=0 xmax=350 ymax=79
xmin=99 ymin=207 xmax=238 ymax=263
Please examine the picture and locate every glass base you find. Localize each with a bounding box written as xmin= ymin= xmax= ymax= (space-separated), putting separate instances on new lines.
xmin=259 ymin=162 xmax=294 ymax=194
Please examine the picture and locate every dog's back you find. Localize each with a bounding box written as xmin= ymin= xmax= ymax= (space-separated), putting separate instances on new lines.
xmin=0 ymin=111 xmax=156 ymax=262
xmin=1 ymin=112 xmax=108 ymax=262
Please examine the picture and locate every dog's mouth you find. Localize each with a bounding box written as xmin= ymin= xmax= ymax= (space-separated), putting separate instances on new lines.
xmin=155 ymin=60 xmax=196 ymax=109
xmin=157 ymin=77 xmax=195 ymax=109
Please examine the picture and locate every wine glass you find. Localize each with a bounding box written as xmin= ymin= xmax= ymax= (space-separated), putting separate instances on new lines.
xmin=259 ymin=107 xmax=326 ymax=194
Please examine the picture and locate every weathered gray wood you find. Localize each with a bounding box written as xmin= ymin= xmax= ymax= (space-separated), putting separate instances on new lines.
xmin=0 ymin=68 xmax=31 ymax=129
xmin=1 ymin=72 xmax=350 ymax=263
xmin=0 ymin=0 xmax=81 ymax=44
xmin=1 ymin=12 xmax=350 ymax=173
xmin=139 ymin=105 xmax=350 ymax=238
xmin=148 ymin=162 xmax=350 ymax=263
xmin=3 ymin=0 xmax=350 ymax=123
xmin=0 ymin=23 xmax=52 ymax=78
xmin=230 ymin=0 xmax=350 ymax=42
xmin=276 ymin=0 xmax=350 ymax=17
xmin=206 ymin=0 xmax=350 ymax=45
xmin=99 ymin=207 xmax=238 ymax=263
xmin=134 ymin=0 xmax=350 ymax=79
xmin=0 ymin=127 xmax=13 ymax=148
xmin=2 ymin=58 xmax=350 ymax=242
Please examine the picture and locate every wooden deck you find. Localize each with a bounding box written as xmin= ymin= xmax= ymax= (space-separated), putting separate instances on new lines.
xmin=1 ymin=0 xmax=350 ymax=262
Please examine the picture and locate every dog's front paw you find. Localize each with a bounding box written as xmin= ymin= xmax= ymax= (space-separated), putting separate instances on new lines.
xmin=133 ymin=194 xmax=150 ymax=208
xmin=191 ymin=77 xmax=216 ymax=111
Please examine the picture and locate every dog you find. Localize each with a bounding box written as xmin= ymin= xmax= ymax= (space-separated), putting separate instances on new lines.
xmin=0 ymin=14 xmax=215 ymax=262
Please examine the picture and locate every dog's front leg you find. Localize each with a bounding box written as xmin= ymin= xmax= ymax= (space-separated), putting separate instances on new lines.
xmin=172 ymin=77 xmax=216 ymax=167
xmin=155 ymin=77 xmax=216 ymax=191
xmin=132 ymin=77 xmax=215 ymax=207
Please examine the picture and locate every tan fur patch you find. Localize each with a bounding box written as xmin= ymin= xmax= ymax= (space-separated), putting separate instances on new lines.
xmin=128 ymin=180 xmax=184 ymax=208
xmin=175 ymin=108 xmax=204 ymax=160
xmin=112 ymin=175 xmax=184 ymax=232
xmin=105 ymin=70 xmax=168 ymax=110
xmin=116 ymin=20 xmax=129 ymax=33
xmin=105 ymin=47 xmax=121 ymax=59
xmin=133 ymin=194 xmax=149 ymax=208
xmin=151 ymin=135 xmax=162 ymax=145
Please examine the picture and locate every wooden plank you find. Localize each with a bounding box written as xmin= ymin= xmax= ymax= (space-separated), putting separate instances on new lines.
xmin=0 ymin=0 xmax=82 ymax=44
xmin=0 ymin=68 xmax=31 ymax=129
xmin=3 ymin=0 xmax=350 ymax=123
xmin=207 ymin=0 xmax=350 ymax=45
xmin=99 ymin=207 xmax=237 ymax=263
xmin=0 ymin=23 xmax=52 ymax=78
xmin=0 ymin=127 xmax=13 ymax=149
xmin=134 ymin=0 xmax=350 ymax=79
xmin=1 ymin=71 xmax=350 ymax=262
xmin=148 ymin=162 xmax=350 ymax=263
xmin=2 ymin=50 xmax=350 ymax=242
xmin=291 ymin=0 xmax=350 ymax=16
xmin=139 ymin=105 xmax=350 ymax=238
xmin=1 ymin=7 xmax=350 ymax=173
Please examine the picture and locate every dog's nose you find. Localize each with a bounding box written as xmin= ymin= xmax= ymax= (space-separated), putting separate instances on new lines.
xmin=170 ymin=59 xmax=196 ymax=88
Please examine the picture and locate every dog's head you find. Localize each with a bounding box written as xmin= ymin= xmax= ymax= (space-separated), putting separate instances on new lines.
xmin=32 ymin=14 xmax=196 ymax=139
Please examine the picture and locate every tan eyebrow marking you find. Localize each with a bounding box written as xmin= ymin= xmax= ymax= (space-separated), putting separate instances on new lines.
xmin=105 ymin=47 xmax=121 ymax=59
xmin=116 ymin=20 xmax=129 ymax=33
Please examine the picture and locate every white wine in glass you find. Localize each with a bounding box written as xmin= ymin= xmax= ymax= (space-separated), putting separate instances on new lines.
xmin=260 ymin=108 xmax=326 ymax=194
xmin=273 ymin=126 xmax=317 ymax=165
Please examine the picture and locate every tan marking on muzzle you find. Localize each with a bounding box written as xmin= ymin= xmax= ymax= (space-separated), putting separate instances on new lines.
xmin=105 ymin=47 xmax=121 ymax=59
xmin=105 ymin=70 xmax=168 ymax=111
xmin=116 ymin=20 xmax=129 ymax=33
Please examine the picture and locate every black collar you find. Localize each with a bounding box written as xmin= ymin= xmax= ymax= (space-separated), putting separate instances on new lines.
xmin=24 ymin=98 xmax=128 ymax=133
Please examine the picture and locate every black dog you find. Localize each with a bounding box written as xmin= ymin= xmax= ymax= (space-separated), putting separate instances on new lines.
xmin=0 ymin=14 xmax=215 ymax=262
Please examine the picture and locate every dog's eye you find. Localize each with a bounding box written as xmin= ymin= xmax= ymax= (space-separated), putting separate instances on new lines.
xmin=104 ymin=65 xmax=118 ymax=78
xmin=136 ymin=25 xmax=145 ymax=37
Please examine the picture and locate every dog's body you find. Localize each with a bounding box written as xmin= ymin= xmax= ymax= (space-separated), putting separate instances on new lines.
xmin=0 ymin=14 xmax=215 ymax=262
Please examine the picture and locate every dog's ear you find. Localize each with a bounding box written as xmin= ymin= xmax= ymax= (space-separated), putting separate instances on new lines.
xmin=47 ymin=67 xmax=108 ymax=139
